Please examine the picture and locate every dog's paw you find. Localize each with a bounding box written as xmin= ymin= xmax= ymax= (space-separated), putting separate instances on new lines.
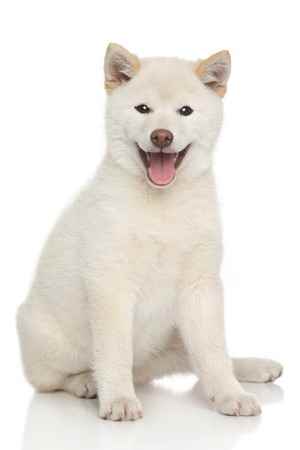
xmin=64 ymin=372 xmax=97 ymax=399
xmin=99 ymin=396 xmax=143 ymax=421
xmin=216 ymin=393 xmax=262 ymax=416
xmin=235 ymin=358 xmax=283 ymax=383
xmin=249 ymin=359 xmax=283 ymax=383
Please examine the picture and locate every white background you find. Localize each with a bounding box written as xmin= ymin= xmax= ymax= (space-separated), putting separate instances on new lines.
xmin=0 ymin=1 xmax=299 ymax=449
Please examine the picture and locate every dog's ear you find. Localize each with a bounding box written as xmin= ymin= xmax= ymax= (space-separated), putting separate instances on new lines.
xmin=104 ymin=43 xmax=140 ymax=92
xmin=195 ymin=50 xmax=231 ymax=97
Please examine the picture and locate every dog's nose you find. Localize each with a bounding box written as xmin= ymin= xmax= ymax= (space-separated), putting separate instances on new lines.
xmin=151 ymin=129 xmax=174 ymax=149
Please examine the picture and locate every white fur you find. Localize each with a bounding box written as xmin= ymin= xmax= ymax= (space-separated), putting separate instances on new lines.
xmin=17 ymin=45 xmax=282 ymax=421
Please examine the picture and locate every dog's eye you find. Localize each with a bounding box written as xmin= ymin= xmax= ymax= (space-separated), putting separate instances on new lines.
xmin=178 ymin=106 xmax=193 ymax=116
xmin=135 ymin=104 xmax=152 ymax=114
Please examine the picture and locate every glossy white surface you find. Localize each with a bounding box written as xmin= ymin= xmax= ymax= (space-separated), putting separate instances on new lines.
xmin=19 ymin=376 xmax=289 ymax=450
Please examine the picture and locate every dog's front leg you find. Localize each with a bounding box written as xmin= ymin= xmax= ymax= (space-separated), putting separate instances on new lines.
xmin=88 ymin=284 xmax=142 ymax=421
xmin=178 ymin=277 xmax=261 ymax=416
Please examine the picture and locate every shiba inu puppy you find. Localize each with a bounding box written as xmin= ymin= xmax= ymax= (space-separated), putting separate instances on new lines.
xmin=17 ymin=44 xmax=283 ymax=421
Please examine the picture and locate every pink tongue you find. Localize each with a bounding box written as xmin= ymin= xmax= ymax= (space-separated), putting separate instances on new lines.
xmin=148 ymin=153 xmax=176 ymax=186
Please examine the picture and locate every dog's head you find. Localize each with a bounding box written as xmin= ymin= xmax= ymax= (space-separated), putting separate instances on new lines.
xmin=104 ymin=43 xmax=231 ymax=188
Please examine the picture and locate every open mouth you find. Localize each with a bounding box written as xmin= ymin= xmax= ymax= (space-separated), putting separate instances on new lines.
xmin=136 ymin=144 xmax=191 ymax=187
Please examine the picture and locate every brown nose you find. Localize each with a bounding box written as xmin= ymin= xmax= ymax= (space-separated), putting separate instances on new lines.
xmin=151 ymin=129 xmax=174 ymax=149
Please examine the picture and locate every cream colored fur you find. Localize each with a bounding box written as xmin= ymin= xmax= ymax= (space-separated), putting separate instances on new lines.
xmin=17 ymin=44 xmax=282 ymax=421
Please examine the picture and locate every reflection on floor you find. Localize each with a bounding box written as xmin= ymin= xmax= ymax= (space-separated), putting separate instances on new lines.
xmin=21 ymin=376 xmax=283 ymax=450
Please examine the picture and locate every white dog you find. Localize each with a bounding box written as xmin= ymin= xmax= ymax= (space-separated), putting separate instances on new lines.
xmin=17 ymin=44 xmax=283 ymax=421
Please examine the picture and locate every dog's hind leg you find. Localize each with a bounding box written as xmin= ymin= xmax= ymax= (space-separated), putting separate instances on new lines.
xmin=63 ymin=372 xmax=97 ymax=398
xmin=232 ymin=358 xmax=283 ymax=383
xmin=17 ymin=303 xmax=92 ymax=396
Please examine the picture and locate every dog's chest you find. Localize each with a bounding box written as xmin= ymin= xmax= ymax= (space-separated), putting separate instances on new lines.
xmin=131 ymin=194 xmax=204 ymax=254
xmin=128 ymin=211 xmax=194 ymax=302
xmin=128 ymin=200 xmax=208 ymax=361
xmin=99 ymin=181 xmax=219 ymax=363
